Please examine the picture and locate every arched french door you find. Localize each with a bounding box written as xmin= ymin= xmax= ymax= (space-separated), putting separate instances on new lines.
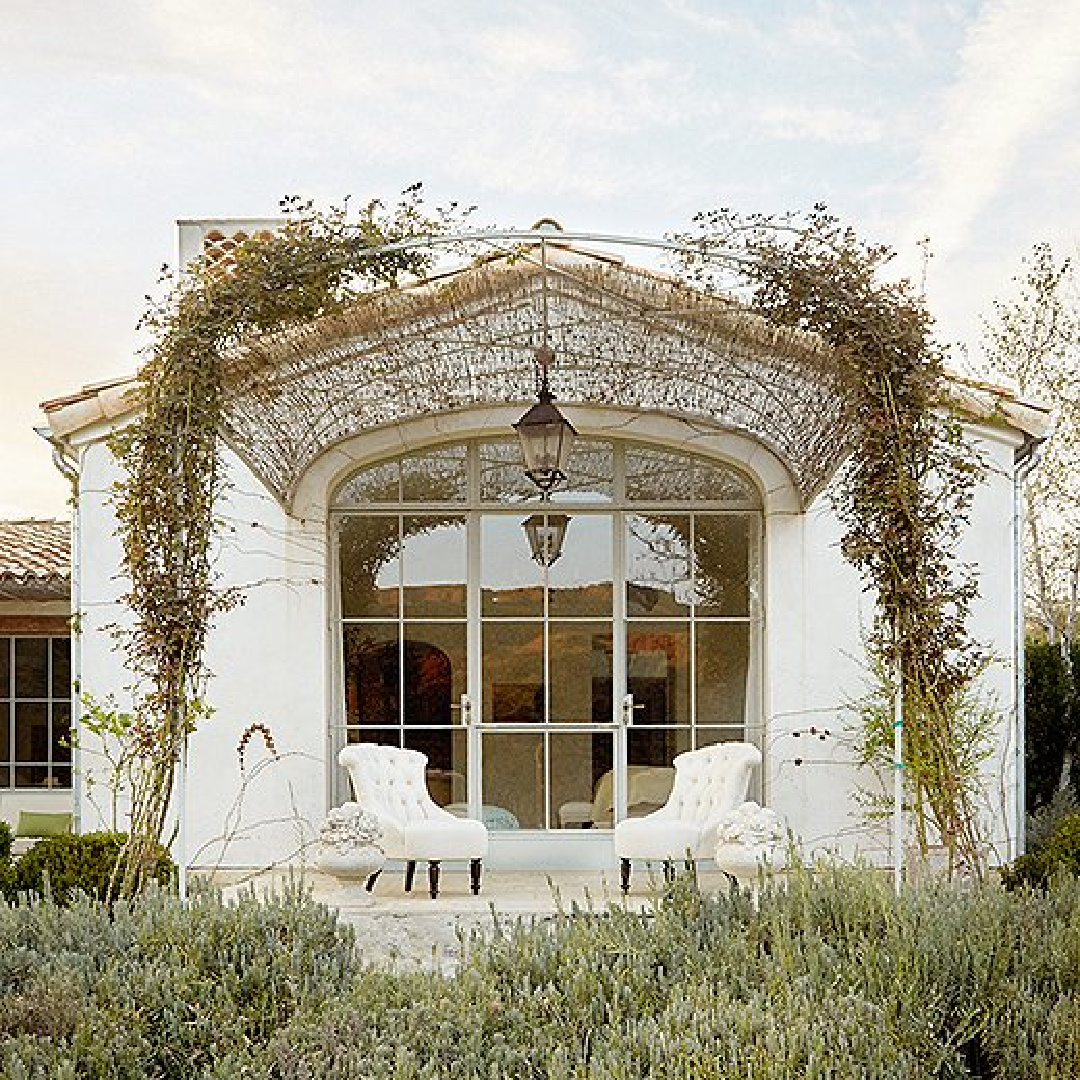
xmin=331 ymin=436 xmax=762 ymax=845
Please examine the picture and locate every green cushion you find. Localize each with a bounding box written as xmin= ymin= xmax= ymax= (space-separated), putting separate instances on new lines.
xmin=15 ymin=811 xmax=73 ymax=838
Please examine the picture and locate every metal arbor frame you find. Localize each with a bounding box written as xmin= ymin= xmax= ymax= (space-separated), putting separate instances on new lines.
xmin=212 ymin=227 xmax=857 ymax=512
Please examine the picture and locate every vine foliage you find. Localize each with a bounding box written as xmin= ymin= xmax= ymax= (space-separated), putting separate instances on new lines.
xmin=683 ymin=206 xmax=989 ymax=874
xmin=109 ymin=195 xmax=989 ymax=891
xmin=108 ymin=189 xmax=462 ymax=895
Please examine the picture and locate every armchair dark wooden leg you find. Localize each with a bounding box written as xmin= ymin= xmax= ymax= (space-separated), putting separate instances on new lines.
xmin=620 ymin=858 xmax=631 ymax=895
xmin=470 ymin=858 xmax=482 ymax=895
xmin=404 ymin=860 xmax=416 ymax=893
xmin=365 ymin=869 xmax=382 ymax=893
xmin=428 ymin=861 xmax=441 ymax=900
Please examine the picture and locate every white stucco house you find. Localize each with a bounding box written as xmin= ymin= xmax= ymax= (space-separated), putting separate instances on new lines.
xmin=37 ymin=219 xmax=1050 ymax=874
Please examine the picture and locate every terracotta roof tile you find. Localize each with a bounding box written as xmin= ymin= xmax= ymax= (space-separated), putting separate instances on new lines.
xmin=0 ymin=519 xmax=71 ymax=601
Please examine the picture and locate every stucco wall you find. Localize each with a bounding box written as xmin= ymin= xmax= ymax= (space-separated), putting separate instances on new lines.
xmin=763 ymin=427 xmax=1021 ymax=864
xmin=75 ymin=440 xmax=329 ymax=869
xmin=71 ymin=420 xmax=1022 ymax=871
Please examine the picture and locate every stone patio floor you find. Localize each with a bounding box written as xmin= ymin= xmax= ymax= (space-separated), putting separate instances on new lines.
xmin=210 ymin=866 xmax=733 ymax=972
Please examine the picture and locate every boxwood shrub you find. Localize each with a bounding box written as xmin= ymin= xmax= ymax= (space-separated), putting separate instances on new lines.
xmin=2 ymin=830 xmax=174 ymax=905
xmin=1003 ymin=810 xmax=1080 ymax=890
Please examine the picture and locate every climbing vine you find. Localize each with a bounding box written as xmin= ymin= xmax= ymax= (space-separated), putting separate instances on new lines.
xmin=682 ymin=206 xmax=989 ymax=874
xmin=109 ymin=193 xmax=991 ymax=892
xmin=109 ymin=188 xmax=464 ymax=895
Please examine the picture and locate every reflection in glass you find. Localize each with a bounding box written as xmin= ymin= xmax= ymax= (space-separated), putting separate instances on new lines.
xmin=548 ymin=624 xmax=612 ymax=723
xmin=342 ymin=624 xmax=399 ymax=725
xmin=482 ymin=623 xmax=544 ymax=723
xmin=14 ymin=639 xmax=49 ymax=698
xmin=14 ymin=702 xmax=48 ymax=786
xmin=344 ymin=727 xmax=401 ymax=749
xmin=696 ymin=460 xmax=761 ymax=506
xmin=623 ymin=748 xmax=679 ymax=818
xmin=694 ymin=727 xmax=745 ymax=749
xmin=483 ymin=732 xmax=543 ymax=828
xmin=402 ymin=516 xmax=467 ymax=617
xmin=627 ymin=622 xmax=691 ymax=724
xmin=628 ymin=727 xmax=691 ymax=769
xmin=479 ymin=441 xmax=542 ymax=504
xmin=694 ymin=622 xmax=750 ymax=727
xmin=479 ymin=437 xmax=615 ymax=504
xmin=52 ymin=640 xmax=70 ymax=698
xmin=626 ymin=515 xmax=692 ymax=616
xmin=555 ymin=439 xmax=614 ymax=503
xmin=53 ymin=703 xmax=72 ymax=765
xmin=550 ymin=732 xmax=613 ymax=829
xmin=404 ymin=728 xmax=468 ymax=806
xmin=626 ymin=446 xmax=696 ymax=503
xmin=548 ymin=515 xmax=613 ymax=617
xmin=333 ymin=460 xmax=400 ymax=505
xmin=403 ymin=623 xmax=466 ymax=721
xmin=481 ymin=515 xmax=543 ymax=617
xmin=400 ymin=445 xmax=468 ymax=502
xmin=694 ymin=514 xmax=753 ymax=617
xmin=339 ymin=517 xmax=399 ymax=618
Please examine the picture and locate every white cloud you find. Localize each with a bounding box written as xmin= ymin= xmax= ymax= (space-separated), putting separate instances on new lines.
xmin=909 ymin=0 xmax=1080 ymax=257
xmin=760 ymin=104 xmax=883 ymax=145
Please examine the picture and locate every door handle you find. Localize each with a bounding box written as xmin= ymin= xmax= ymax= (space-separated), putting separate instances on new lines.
xmin=451 ymin=695 xmax=473 ymax=727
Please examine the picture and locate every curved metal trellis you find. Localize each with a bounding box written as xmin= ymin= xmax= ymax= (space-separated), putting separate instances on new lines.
xmin=213 ymin=228 xmax=858 ymax=511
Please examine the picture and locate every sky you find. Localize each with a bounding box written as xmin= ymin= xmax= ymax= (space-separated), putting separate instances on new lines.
xmin=2 ymin=0 xmax=1078 ymax=519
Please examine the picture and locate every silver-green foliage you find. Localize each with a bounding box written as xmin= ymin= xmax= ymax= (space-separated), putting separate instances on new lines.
xmin=3 ymin=870 xmax=1080 ymax=1078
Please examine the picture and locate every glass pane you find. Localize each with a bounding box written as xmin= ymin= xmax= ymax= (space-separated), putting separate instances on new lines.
xmin=402 ymin=516 xmax=466 ymax=617
xmin=626 ymin=445 xmax=697 ymax=503
xmin=1 ymin=705 xmax=8 ymax=760
xmin=339 ymin=516 xmax=399 ymax=618
xmin=14 ymin=703 xmax=48 ymax=786
xmin=551 ymin=439 xmax=614 ymax=503
xmin=405 ymin=728 xmax=467 ymax=808
xmin=626 ymin=515 xmax=692 ymax=616
xmin=53 ymin=702 xmax=72 ymax=764
xmin=14 ymin=639 xmax=49 ymax=698
xmin=50 ymin=765 xmax=72 ymax=789
xmin=482 ymin=623 xmax=544 ymax=723
xmin=696 ymin=460 xmax=761 ymax=506
xmin=482 ymin=732 xmax=541 ymax=829
xmin=481 ymin=515 xmax=543 ymax=617
xmin=342 ymin=624 xmax=399 ymax=725
xmin=51 ymin=639 xmax=71 ymax=699
xmin=345 ymin=726 xmax=400 ymax=747
xmin=0 ymin=638 xmax=9 ymax=698
xmin=333 ymin=460 xmax=400 ymax=505
xmin=551 ymin=732 xmax=613 ymax=829
xmin=693 ymin=515 xmax=753 ymax=617
xmin=479 ymin=440 xmax=542 ymax=504
xmin=0 ymin=766 xmax=8 ymax=786
xmin=403 ymin=623 xmax=466 ymax=723
xmin=695 ymin=727 xmax=747 ymax=748
xmin=695 ymin=622 xmax=750 ymax=728
xmin=628 ymin=727 xmax=691 ymax=769
xmin=548 ymin=623 xmax=612 ymax=723
xmin=627 ymin=622 xmax=690 ymax=724
xmin=625 ymin=736 xmax=680 ymax=819
xmin=400 ymin=445 xmax=468 ymax=502
xmin=548 ymin=515 xmax=613 ymax=617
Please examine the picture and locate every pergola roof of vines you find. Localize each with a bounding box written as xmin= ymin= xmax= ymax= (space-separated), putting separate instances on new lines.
xmin=218 ymin=243 xmax=853 ymax=510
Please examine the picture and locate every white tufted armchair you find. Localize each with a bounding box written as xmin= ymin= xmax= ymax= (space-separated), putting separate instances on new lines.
xmin=613 ymin=741 xmax=762 ymax=893
xmin=338 ymin=744 xmax=488 ymax=899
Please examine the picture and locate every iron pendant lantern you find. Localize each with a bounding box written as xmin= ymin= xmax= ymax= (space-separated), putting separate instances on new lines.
xmin=514 ymin=347 xmax=578 ymax=496
xmin=522 ymin=512 xmax=570 ymax=567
